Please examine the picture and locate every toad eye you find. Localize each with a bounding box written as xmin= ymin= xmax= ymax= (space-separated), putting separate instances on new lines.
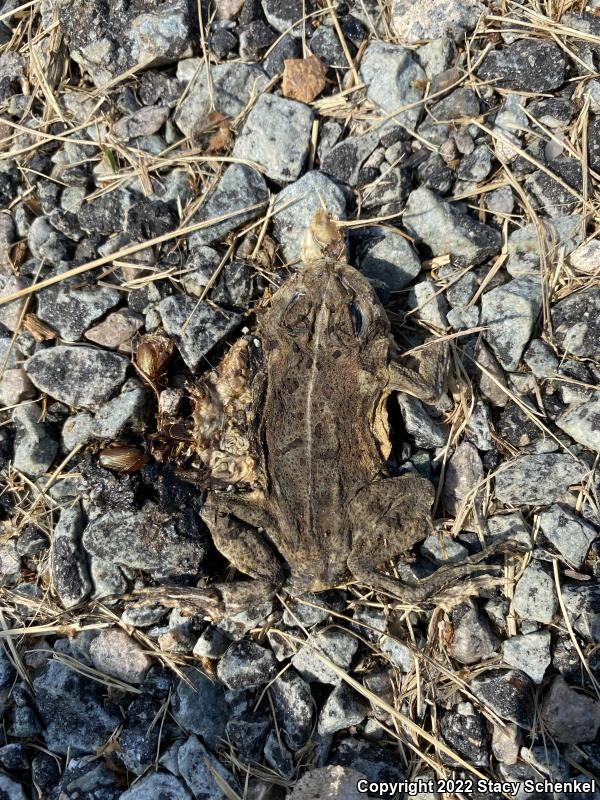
xmin=348 ymin=302 xmax=363 ymax=337
xmin=282 ymin=290 xmax=312 ymax=333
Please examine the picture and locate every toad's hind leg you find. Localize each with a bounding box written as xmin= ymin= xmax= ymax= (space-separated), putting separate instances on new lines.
xmin=347 ymin=474 xmax=507 ymax=604
xmin=389 ymin=339 xmax=448 ymax=404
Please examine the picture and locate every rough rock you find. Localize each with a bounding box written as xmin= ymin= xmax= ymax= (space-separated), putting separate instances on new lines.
xmin=171 ymin=667 xmax=228 ymax=747
xmin=25 ymin=346 xmax=128 ymax=410
xmin=440 ymin=707 xmax=488 ymax=766
xmin=157 ymin=295 xmax=240 ymax=370
xmin=396 ymin=394 xmax=447 ymax=449
xmin=272 ymin=171 xmax=347 ymax=262
xmin=82 ymin=506 xmax=207 ymax=576
xmin=318 ymin=684 xmax=368 ymax=735
xmin=217 ymin=640 xmax=278 ymax=689
xmin=262 ymin=0 xmax=313 ymax=37
xmin=443 ymin=440 xmax=484 ymax=516
xmin=357 ymin=226 xmax=421 ymax=290
xmin=478 ymin=40 xmax=566 ymax=92
xmin=50 ymin=503 xmax=91 ymax=609
xmin=289 ymin=765 xmax=366 ymax=800
xmin=540 ymin=676 xmax=600 ymax=743
xmin=359 ymin=42 xmax=426 ymax=129
xmin=481 ymin=276 xmax=541 ymax=371
xmin=538 ymin=504 xmax=597 ymax=568
xmin=557 ymin=397 xmax=600 ymax=454
xmin=494 ymin=454 xmax=588 ymax=506
xmin=188 ymin=163 xmax=268 ymax=248
xmin=551 ymin=286 xmax=600 ymax=358
xmin=36 ymin=277 xmax=120 ymax=342
xmin=271 ymin=669 xmax=314 ymax=748
xmin=233 ymin=93 xmax=314 ymax=184
xmin=33 ymin=660 xmax=120 ymax=755
xmin=470 ymin=669 xmax=534 ymax=729
xmin=447 ymin=601 xmax=499 ymax=665
xmin=513 ymin=561 xmax=557 ymax=624
xmin=84 ymin=309 xmax=144 ymax=351
xmin=89 ymin=628 xmax=151 ymax=684
xmin=502 ymin=631 xmax=551 ymax=684
xmin=62 ymin=385 xmax=147 ymax=451
xmin=12 ymin=403 xmax=58 ymax=478
xmin=403 ymin=187 xmax=501 ymax=267
xmin=174 ymin=63 xmax=268 ymax=140
xmin=392 ymin=0 xmax=485 ymax=42
xmin=562 ymin=583 xmax=600 ymax=642
xmin=321 ymin=133 xmax=379 ymax=187
xmin=178 ymin=734 xmax=238 ymax=799
xmin=292 ymin=629 xmax=358 ymax=684
xmin=120 ymin=772 xmax=192 ymax=800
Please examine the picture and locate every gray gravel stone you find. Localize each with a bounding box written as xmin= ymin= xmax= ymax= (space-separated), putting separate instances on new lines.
xmin=321 ymin=132 xmax=379 ymax=187
xmin=262 ymin=0 xmax=313 ymax=37
xmin=407 ymin=278 xmax=448 ymax=329
xmin=447 ymin=601 xmax=499 ymax=665
xmin=188 ymin=163 xmax=268 ymax=248
xmin=431 ymin=88 xmax=481 ymax=122
xmin=440 ymin=707 xmax=489 ymax=767
xmin=233 ymin=94 xmax=314 ymax=184
xmin=289 ymin=765 xmax=366 ymax=800
xmin=120 ymin=773 xmax=192 ymax=800
xmin=494 ymin=453 xmax=588 ymax=506
xmin=272 ymin=170 xmax=347 ymax=263
xmin=541 ymin=676 xmax=600 ymax=743
xmin=0 ymin=541 xmax=20 ymax=587
xmin=513 ymin=561 xmax=557 ymax=624
xmin=502 ymin=631 xmax=551 ymax=684
xmin=392 ymin=0 xmax=485 ymax=42
xmin=481 ymin=276 xmax=541 ymax=371
xmin=59 ymin=0 xmax=193 ymax=88
xmin=50 ymin=503 xmax=91 ymax=609
xmin=359 ymin=42 xmax=425 ymax=130
xmin=89 ymin=628 xmax=151 ymax=684
xmin=525 ymin=159 xmax=584 ymax=218
xmin=217 ymin=640 xmax=278 ymax=689
xmin=403 ymin=187 xmax=501 ymax=267
xmin=487 ymin=512 xmax=531 ymax=549
xmin=0 ymin=367 xmax=35 ymax=408
xmin=89 ymin=556 xmax=128 ymax=599
xmin=292 ymin=629 xmax=358 ymax=684
xmin=457 ymin=144 xmax=492 ymax=182
xmin=12 ymin=403 xmax=58 ymax=478
xmin=470 ymin=669 xmax=534 ymax=729
xmin=551 ymin=286 xmax=600 ymax=358
xmin=82 ymin=506 xmax=207 ymax=576
xmin=557 ymin=396 xmax=600 ymax=454
xmin=62 ymin=385 xmax=147 ymax=451
xmin=178 ymin=734 xmax=238 ymax=799
xmin=443 ymin=440 xmax=484 ymax=517
xmin=174 ymin=63 xmax=268 ymax=140
xmin=358 ymin=226 xmax=421 ymax=290
xmin=523 ymin=338 xmax=558 ymax=379
xmin=0 ymin=275 xmax=27 ymax=332
xmin=171 ymin=667 xmax=228 ymax=747
xmin=33 ymin=659 xmax=120 ymax=755
xmin=478 ymin=40 xmax=566 ymax=92
xmin=36 ymin=277 xmax=121 ymax=343
xmin=538 ymin=504 xmax=597 ymax=568
xmin=421 ymin=533 xmax=467 ymax=565
xmin=271 ymin=669 xmax=314 ymax=749
xmin=562 ymin=583 xmax=600 ymax=642
xmin=396 ymin=394 xmax=447 ymax=449
xmin=0 ymin=775 xmax=27 ymax=800
xmin=318 ymin=684 xmax=368 ymax=735
xmin=157 ymin=294 xmax=240 ymax=371
xmin=25 ymin=346 xmax=128 ymax=410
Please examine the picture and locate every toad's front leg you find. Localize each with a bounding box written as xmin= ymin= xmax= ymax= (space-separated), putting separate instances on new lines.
xmin=134 ymin=492 xmax=284 ymax=620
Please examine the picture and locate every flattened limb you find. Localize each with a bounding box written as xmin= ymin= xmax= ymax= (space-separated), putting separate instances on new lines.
xmin=347 ymin=474 xmax=520 ymax=605
xmin=388 ymin=339 xmax=449 ymax=404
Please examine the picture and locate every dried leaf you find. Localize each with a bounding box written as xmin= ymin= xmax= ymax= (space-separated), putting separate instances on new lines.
xmin=282 ymin=55 xmax=327 ymax=103
xmin=23 ymin=313 xmax=56 ymax=341
xmin=206 ymin=111 xmax=233 ymax=154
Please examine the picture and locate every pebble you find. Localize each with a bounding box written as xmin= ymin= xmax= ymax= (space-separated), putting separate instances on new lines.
xmin=11 ymin=403 xmax=57 ymax=478
xmin=84 ymin=309 xmax=144 ymax=352
xmin=407 ymin=278 xmax=448 ymax=329
xmin=217 ymin=640 xmax=278 ymax=689
xmin=171 ymin=667 xmax=228 ymax=748
xmin=32 ymin=660 xmax=120 ymax=755
xmin=24 ymin=345 xmax=128 ymax=410
xmin=551 ymin=286 xmax=600 ymax=359
xmin=174 ymin=63 xmax=268 ymax=140
xmin=292 ymin=629 xmax=358 ymax=684
xmin=177 ymin=734 xmax=238 ymax=799
xmin=357 ymin=227 xmax=421 ymax=290
xmin=89 ymin=628 xmax=151 ymax=684
xmin=396 ymin=394 xmax=447 ymax=449
xmin=431 ymin=88 xmax=481 ymax=122
xmin=523 ymin=338 xmax=558 ymax=379
xmin=318 ymin=684 xmax=368 ymax=735
xmin=502 ymin=631 xmax=551 ymax=684
xmin=380 ymin=636 xmax=414 ymax=672
xmin=271 ymin=669 xmax=314 ymax=748
xmin=403 ymin=187 xmax=501 ymax=267
xmin=264 ymin=730 xmax=295 ymax=778
xmin=120 ymin=772 xmax=192 ymax=800
xmin=440 ymin=707 xmax=489 ymax=766
xmin=62 ymin=385 xmax=148 ymax=451
xmin=447 ymin=601 xmax=499 ymax=665
xmin=487 ymin=512 xmax=531 ymax=549
xmin=359 ymin=42 xmax=425 ymax=129
xmin=470 ymin=669 xmax=534 ymax=729
xmin=233 ymin=94 xmax=314 ymax=184
xmin=0 ymin=775 xmax=28 ymax=800
xmin=540 ymin=676 xmax=600 ymax=743
xmin=443 ymin=440 xmax=484 ymax=516
xmin=321 ymin=133 xmax=379 ymax=187
xmin=289 ymin=765 xmax=366 ymax=800
xmin=113 ymin=105 xmax=169 ymax=140
xmin=89 ymin=556 xmax=128 ymax=598
xmin=538 ymin=504 xmax=597 ymax=568
xmin=478 ymin=40 xmax=566 ymax=92
xmin=513 ymin=561 xmax=557 ymax=624
xmin=188 ymin=163 xmax=268 ymax=248
xmin=392 ymin=0 xmax=485 ymax=42
xmin=0 ymin=275 xmax=27 ymax=331
xmin=0 ymin=369 xmax=34 ymax=407
xmin=525 ymin=159 xmax=583 ymax=218
xmin=262 ymin=0 xmax=312 ymax=37
xmin=457 ymin=144 xmax=492 ymax=182
xmin=157 ymin=294 xmax=240 ymax=370
xmin=562 ymin=583 xmax=600 ymax=642
xmin=481 ymin=276 xmax=541 ymax=371
xmin=494 ymin=453 xmax=588 ymax=506
xmin=557 ymin=397 xmax=600 ymax=454
xmin=417 ymin=38 xmax=457 ymax=78
xmin=82 ymin=505 xmax=207 ymax=576
xmin=50 ymin=503 xmax=91 ymax=609
xmin=272 ymin=170 xmax=347 ymax=263
xmin=59 ymin=0 xmax=192 ymax=87
xmin=491 ymin=722 xmax=521 ymax=765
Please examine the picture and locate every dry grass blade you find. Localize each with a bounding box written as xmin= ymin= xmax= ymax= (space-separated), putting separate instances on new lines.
xmin=51 ymin=650 xmax=143 ymax=694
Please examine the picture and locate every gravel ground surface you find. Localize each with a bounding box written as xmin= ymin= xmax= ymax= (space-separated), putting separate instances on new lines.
xmin=1 ymin=0 xmax=600 ymax=798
